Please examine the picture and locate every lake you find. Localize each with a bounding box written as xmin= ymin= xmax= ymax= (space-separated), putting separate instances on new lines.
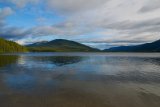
xmin=0 ymin=52 xmax=160 ymax=107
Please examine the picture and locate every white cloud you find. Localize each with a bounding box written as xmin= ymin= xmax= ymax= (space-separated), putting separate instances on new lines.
xmin=10 ymin=0 xmax=39 ymax=8
xmin=0 ymin=0 xmax=39 ymax=8
xmin=43 ymin=0 xmax=160 ymax=44
xmin=46 ymin=0 xmax=108 ymax=14
xmin=1 ymin=0 xmax=160 ymax=47
xmin=0 ymin=7 xmax=14 ymax=19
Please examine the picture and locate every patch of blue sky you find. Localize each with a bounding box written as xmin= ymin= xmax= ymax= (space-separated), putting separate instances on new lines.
xmin=4 ymin=2 xmax=66 ymax=28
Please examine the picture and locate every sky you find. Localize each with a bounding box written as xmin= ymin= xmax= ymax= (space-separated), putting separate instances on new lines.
xmin=0 ymin=0 xmax=160 ymax=49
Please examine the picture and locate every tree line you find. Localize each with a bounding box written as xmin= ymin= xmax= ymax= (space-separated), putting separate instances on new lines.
xmin=0 ymin=38 xmax=28 ymax=53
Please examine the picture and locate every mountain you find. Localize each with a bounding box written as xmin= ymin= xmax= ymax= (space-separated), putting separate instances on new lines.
xmin=27 ymin=41 xmax=48 ymax=47
xmin=104 ymin=39 xmax=160 ymax=52
xmin=27 ymin=39 xmax=100 ymax=52
xmin=0 ymin=38 xmax=28 ymax=53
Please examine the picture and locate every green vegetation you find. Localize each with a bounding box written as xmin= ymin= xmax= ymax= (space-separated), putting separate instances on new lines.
xmin=27 ymin=39 xmax=100 ymax=52
xmin=0 ymin=38 xmax=28 ymax=53
xmin=1 ymin=37 xmax=160 ymax=53
xmin=0 ymin=55 xmax=18 ymax=67
xmin=0 ymin=38 xmax=98 ymax=53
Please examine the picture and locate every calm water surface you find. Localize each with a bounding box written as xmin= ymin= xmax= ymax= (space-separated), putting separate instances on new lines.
xmin=0 ymin=52 xmax=160 ymax=107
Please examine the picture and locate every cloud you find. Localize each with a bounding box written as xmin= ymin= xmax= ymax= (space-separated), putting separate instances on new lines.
xmin=0 ymin=7 xmax=31 ymax=40
xmin=46 ymin=0 xmax=108 ymax=14
xmin=8 ymin=0 xmax=39 ymax=8
xmin=139 ymin=0 xmax=160 ymax=12
xmin=0 ymin=7 xmax=16 ymax=39
xmin=0 ymin=7 xmax=14 ymax=19
xmin=0 ymin=0 xmax=160 ymax=47
xmin=13 ymin=0 xmax=34 ymax=7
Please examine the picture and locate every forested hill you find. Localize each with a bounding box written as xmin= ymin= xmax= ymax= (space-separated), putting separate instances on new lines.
xmin=104 ymin=39 xmax=160 ymax=52
xmin=27 ymin=39 xmax=100 ymax=52
xmin=0 ymin=38 xmax=28 ymax=53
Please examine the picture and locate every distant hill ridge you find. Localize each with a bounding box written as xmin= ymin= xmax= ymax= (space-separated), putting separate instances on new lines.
xmin=27 ymin=39 xmax=100 ymax=52
xmin=104 ymin=39 xmax=160 ymax=52
xmin=1 ymin=37 xmax=160 ymax=53
xmin=0 ymin=38 xmax=28 ymax=53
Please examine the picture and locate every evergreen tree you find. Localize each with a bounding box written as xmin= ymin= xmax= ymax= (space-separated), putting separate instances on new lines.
xmin=0 ymin=38 xmax=28 ymax=53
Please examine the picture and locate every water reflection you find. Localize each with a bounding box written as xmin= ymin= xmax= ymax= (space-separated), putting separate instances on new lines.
xmin=4 ymin=74 xmax=36 ymax=91
xmin=0 ymin=55 xmax=18 ymax=68
xmin=0 ymin=53 xmax=160 ymax=107
xmin=32 ymin=56 xmax=83 ymax=66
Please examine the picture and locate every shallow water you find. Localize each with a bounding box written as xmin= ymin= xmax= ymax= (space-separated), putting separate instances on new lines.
xmin=0 ymin=52 xmax=160 ymax=107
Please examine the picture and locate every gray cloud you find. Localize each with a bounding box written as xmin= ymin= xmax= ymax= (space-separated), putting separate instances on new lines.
xmin=0 ymin=7 xmax=13 ymax=19
xmin=46 ymin=0 xmax=109 ymax=14
xmin=0 ymin=26 xmax=31 ymax=40
xmin=0 ymin=7 xmax=16 ymax=39
xmin=0 ymin=0 xmax=160 ymax=47
xmin=139 ymin=0 xmax=160 ymax=12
